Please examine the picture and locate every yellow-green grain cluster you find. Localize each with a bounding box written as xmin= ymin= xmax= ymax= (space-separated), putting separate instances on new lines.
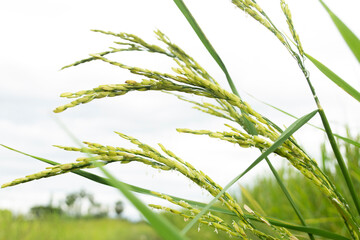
xmin=280 ymin=0 xmax=304 ymax=57
xmin=232 ymin=0 xmax=286 ymax=46
xmin=2 ymin=132 xmax=295 ymax=239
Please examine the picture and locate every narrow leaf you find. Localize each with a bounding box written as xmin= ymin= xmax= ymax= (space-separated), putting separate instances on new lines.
xmin=306 ymin=53 xmax=360 ymax=102
xmin=172 ymin=0 xmax=238 ymax=96
xmin=97 ymin=165 xmax=187 ymax=240
xmin=319 ymin=0 xmax=360 ymax=63
xmin=246 ymin=92 xmax=360 ymax=148
xmin=182 ymin=109 xmax=318 ymax=234
xmin=318 ymin=108 xmax=360 ymax=218
xmin=172 ymin=0 xmax=258 ymax=136
xmin=263 ymin=217 xmax=349 ymax=240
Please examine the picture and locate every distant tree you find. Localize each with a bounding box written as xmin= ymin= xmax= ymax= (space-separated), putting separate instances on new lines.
xmin=88 ymin=201 xmax=108 ymax=218
xmin=63 ymin=189 xmax=108 ymax=218
xmin=115 ymin=200 xmax=124 ymax=218
xmin=30 ymin=205 xmax=63 ymax=219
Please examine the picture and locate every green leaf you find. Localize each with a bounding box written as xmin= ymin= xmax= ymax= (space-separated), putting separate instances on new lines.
xmin=97 ymin=165 xmax=187 ymax=240
xmin=334 ymin=134 xmax=360 ymax=148
xmin=319 ymin=0 xmax=360 ymax=63
xmin=306 ymin=53 xmax=360 ymax=102
xmin=318 ymin=108 xmax=360 ymax=219
xmin=172 ymin=0 xmax=258 ymax=136
xmin=246 ymin=92 xmax=360 ymax=148
xmin=263 ymin=217 xmax=349 ymax=240
xmin=181 ymin=109 xmax=319 ymax=234
xmin=1 ymin=144 xmax=349 ymax=239
xmin=172 ymin=0 xmax=237 ymax=96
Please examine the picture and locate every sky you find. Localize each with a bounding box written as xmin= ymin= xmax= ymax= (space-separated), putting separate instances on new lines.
xmin=1 ymin=0 xmax=359 ymax=220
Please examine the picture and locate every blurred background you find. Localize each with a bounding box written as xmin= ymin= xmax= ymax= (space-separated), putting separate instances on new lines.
xmin=1 ymin=0 xmax=359 ymax=223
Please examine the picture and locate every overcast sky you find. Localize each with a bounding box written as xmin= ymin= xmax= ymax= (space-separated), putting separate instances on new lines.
xmin=1 ymin=0 xmax=359 ymax=220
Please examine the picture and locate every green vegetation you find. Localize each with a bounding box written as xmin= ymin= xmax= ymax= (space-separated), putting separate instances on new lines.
xmin=0 ymin=210 xmax=159 ymax=240
xmin=2 ymin=0 xmax=360 ymax=239
xmin=0 ymin=207 xmax=233 ymax=240
xmin=240 ymin=131 xmax=360 ymax=238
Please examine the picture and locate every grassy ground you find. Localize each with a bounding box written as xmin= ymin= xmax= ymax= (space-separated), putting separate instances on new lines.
xmin=0 ymin=210 xmax=232 ymax=240
xmin=0 ymin=211 xmax=159 ymax=240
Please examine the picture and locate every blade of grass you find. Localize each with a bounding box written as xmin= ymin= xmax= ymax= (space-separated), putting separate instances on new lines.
xmin=265 ymin=157 xmax=315 ymax=240
xmin=263 ymin=217 xmax=349 ymax=240
xmin=318 ymin=0 xmax=360 ymax=63
xmin=305 ymin=53 xmax=360 ymax=102
xmin=318 ymin=107 xmax=360 ymax=217
xmin=172 ymin=0 xmax=237 ymax=96
xmin=97 ymin=165 xmax=187 ymax=240
xmin=296 ymin=55 xmax=360 ymax=235
xmin=172 ymin=0 xmax=257 ymax=135
xmin=299 ymin=48 xmax=360 ymax=236
xmin=1 ymin=143 xmax=349 ymax=239
xmin=246 ymin=92 xmax=360 ymax=148
xmin=181 ymin=109 xmax=318 ymax=234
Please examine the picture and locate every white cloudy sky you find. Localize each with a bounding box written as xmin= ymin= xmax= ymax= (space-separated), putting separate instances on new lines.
xmin=1 ymin=0 xmax=359 ymax=220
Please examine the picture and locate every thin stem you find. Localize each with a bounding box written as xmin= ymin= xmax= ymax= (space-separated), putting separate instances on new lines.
xmin=318 ymin=108 xmax=360 ymax=216
xmin=265 ymin=157 xmax=315 ymax=240
xmin=300 ymin=66 xmax=360 ymax=218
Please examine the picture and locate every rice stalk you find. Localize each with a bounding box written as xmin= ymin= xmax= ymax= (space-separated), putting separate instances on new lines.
xmin=231 ymin=0 xmax=360 ymax=237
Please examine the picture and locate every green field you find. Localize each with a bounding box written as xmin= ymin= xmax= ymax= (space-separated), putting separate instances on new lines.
xmin=0 ymin=210 xmax=233 ymax=240
xmin=0 ymin=212 xmax=157 ymax=240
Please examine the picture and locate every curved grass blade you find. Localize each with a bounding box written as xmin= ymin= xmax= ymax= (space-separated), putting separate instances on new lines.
xmin=172 ymin=0 xmax=257 ymax=136
xmin=318 ymin=108 xmax=360 ymax=217
xmin=1 ymin=144 xmax=349 ymax=239
xmin=181 ymin=109 xmax=318 ymax=234
xmin=97 ymin=165 xmax=187 ymax=240
xmin=172 ymin=0 xmax=237 ymax=96
xmin=335 ymin=135 xmax=360 ymax=149
xmin=318 ymin=0 xmax=360 ymax=63
xmin=247 ymin=92 xmax=360 ymax=148
xmin=264 ymin=217 xmax=349 ymax=240
xmin=306 ymin=53 xmax=360 ymax=102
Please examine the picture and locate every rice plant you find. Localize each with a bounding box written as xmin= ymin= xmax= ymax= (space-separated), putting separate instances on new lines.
xmin=2 ymin=0 xmax=359 ymax=239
